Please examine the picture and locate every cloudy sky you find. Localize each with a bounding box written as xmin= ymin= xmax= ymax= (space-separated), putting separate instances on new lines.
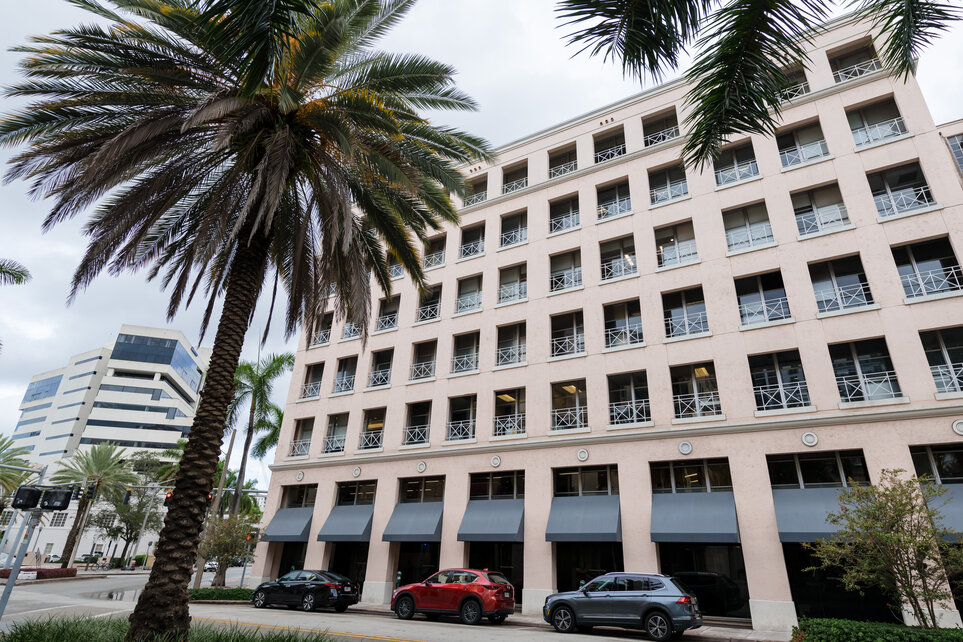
xmin=2 ymin=1 xmax=962 ymax=487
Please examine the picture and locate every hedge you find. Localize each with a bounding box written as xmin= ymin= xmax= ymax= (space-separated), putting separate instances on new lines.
xmin=793 ymin=618 xmax=963 ymax=641
xmin=188 ymin=587 xmax=253 ymax=601
xmin=0 ymin=568 xmax=78 ymax=580
xmin=4 ymin=617 xmax=334 ymax=641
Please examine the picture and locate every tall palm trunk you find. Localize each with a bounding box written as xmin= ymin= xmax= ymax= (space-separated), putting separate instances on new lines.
xmin=229 ymin=403 xmax=257 ymax=515
xmin=127 ymin=224 xmax=271 ymax=642
xmin=193 ymin=427 xmax=237 ymax=590
xmin=60 ymin=495 xmax=90 ymax=568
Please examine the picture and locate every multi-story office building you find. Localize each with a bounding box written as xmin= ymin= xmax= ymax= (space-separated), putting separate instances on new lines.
xmin=253 ymin=16 xmax=963 ymax=631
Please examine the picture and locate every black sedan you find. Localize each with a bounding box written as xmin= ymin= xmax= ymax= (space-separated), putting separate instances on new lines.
xmin=252 ymin=570 xmax=360 ymax=612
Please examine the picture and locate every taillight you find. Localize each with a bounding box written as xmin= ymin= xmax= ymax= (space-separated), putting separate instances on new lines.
xmin=324 ymin=583 xmax=338 ymax=589
xmin=676 ymin=596 xmax=692 ymax=604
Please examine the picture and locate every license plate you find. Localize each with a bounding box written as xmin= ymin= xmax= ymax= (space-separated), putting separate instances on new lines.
xmin=503 ymin=591 xmax=510 ymax=598
xmin=343 ymin=588 xmax=351 ymax=592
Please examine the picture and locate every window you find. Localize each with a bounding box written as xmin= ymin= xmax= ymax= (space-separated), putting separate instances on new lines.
xmin=423 ymin=236 xmax=446 ymax=269
xmin=642 ymin=110 xmax=680 ymax=146
xmin=551 ymin=311 xmax=585 ymax=357
xmin=749 ymin=350 xmax=810 ymax=411
xmin=920 ymin=326 xmax=963 ymax=394
xmin=405 ymin=401 xmax=431 ymax=445
xmin=600 ymin=236 xmax=637 ymax=280
xmin=892 ymin=238 xmax=962 ymax=299
xmin=285 ymin=484 xmax=318 ymax=508
xmin=608 ymin=371 xmax=649 ymax=424
xmin=948 ymin=134 xmax=963 ymax=173
xmin=777 ymin=122 xmax=829 ymax=167
xmin=460 ymin=224 xmax=485 ymax=258
xmin=655 ymin=222 xmax=698 ymax=268
xmin=324 ymin=414 xmax=348 ymax=453
xmin=792 ymin=185 xmax=849 ymax=237
xmin=112 ymin=334 xmax=202 ymax=391
xmin=496 ymin=323 xmax=526 ymax=366
xmin=410 ymin=341 xmax=436 ymax=380
xmin=494 ymin=388 xmax=526 ymax=436
xmin=337 ymin=480 xmax=377 ymax=505
xmin=594 ymin=128 xmax=626 ymax=163
xmin=911 ymin=445 xmax=963 ymax=484
xmin=500 ymin=211 xmax=527 ymax=247
xmin=469 ymin=471 xmax=525 ymax=500
xmin=50 ymin=512 xmax=68 ymax=528
xmin=651 ymin=459 xmax=733 ymax=493
xmin=735 ymin=272 xmax=790 ymax=327
xmin=554 ymin=466 xmax=619 ymax=496
xmin=377 ymin=297 xmax=400 ymax=332
xmin=549 ymin=197 xmax=580 ymax=233
xmin=663 ymin=287 xmax=708 ymax=338
xmin=300 ymin=363 xmax=324 ymax=398
xmin=809 ymin=255 xmax=873 ymax=313
xmin=847 ymin=99 xmax=906 ymax=146
xmin=597 ymin=180 xmax=631 ymax=220
xmin=649 ymin=165 xmax=687 ymax=204
xmin=502 ymin=164 xmax=528 ymax=195
xmin=767 ymin=451 xmax=869 ymax=488
xmin=604 ymin=299 xmax=643 ymax=348
xmin=464 ymin=176 xmax=487 ymax=206
xmin=368 ymin=349 xmax=393 ymax=388
xmin=455 ymin=276 xmax=483 ymax=313
xmin=333 ymin=357 xmax=357 ymax=393
xmin=549 ymin=145 xmax=578 ymax=178
xmin=714 ymin=143 xmax=758 ymax=186
xmin=868 ymin=162 xmax=934 ymax=218
xmin=416 ymin=286 xmax=442 ymax=322
xmin=447 ymin=395 xmax=477 ymax=441
xmin=550 ymin=251 xmax=582 ymax=291
xmin=779 ymin=66 xmax=810 ymax=100
xmin=723 ymin=204 xmax=773 ymax=253
xmin=360 ymin=408 xmax=385 ymax=450
xmin=498 ymin=264 xmax=527 ymax=304
xmin=311 ymin=313 xmax=333 ymax=346
xmin=400 ymin=476 xmax=445 ymax=503
xmin=551 ymin=380 xmax=588 ymax=430
xmin=829 ymin=339 xmax=902 ymax=402
xmin=671 ymin=362 xmax=721 ymax=419
xmin=451 ymin=332 xmax=480 ymax=373
xmin=830 ymin=43 xmax=881 ymax=82
xmin=290 ymin=418 xmax=314 ymax=456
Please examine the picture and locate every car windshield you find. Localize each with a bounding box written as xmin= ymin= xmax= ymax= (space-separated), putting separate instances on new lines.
xmin=278 ymin=571 xmax=300 ymax=582
xmin=486 ymin=572 xmax=510 ymax=585
xmin=319 ymin=571 xmax=350 ymax=583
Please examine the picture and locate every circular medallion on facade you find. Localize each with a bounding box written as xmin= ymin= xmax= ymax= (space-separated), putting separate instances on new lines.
xmin=678 ymin=441 xmax=693 ymax=456
xmin=295 ymin=471 xmax=304 ymax=481
xmin=352 ymin=466 xmax=361 ymax=478
xmin=491 ymin=455 xmax=502 ymax=468
xmin=416 ymin=461 xmax=427 ymax=473
xmin=801 ymin=432 xmax=819 ymax=447
xmin=953 ymin=420 xmax=963 ymax=436
xmin=576 ymin=448 xmax=589 ymax=462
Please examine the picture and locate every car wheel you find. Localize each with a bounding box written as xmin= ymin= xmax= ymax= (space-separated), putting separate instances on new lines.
xmin=488 ymin=614 xmax=506 ymax=625
xmin=301 ymin=593 xmax=316 ymax=612
xmin=252 ymin=590 xmax=267 ymax=608
xmin=334 ymin=603 xmax=349 ymax=613
xmin=644 ymin=611 xmax=672 ymax=641
xmin=395 ymin=595 xmax=415 ymax=620
xmin=551 ymin=606 xmax=576 ymax=633
xmin=459 ymin=599 xmax=482 ymax=625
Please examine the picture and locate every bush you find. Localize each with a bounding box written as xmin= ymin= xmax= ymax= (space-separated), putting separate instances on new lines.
xmin=4 ymin=617 xmax=333 ymax=641
xmin=793 ymin=618 xmax=963 ymax=641
xmin=0 ymin=568 xmax=78 ymax=580
xmin=188 ymin=587 xmax=253 ymax=601
xmin=133 ymin=554 xmax=147 ymax=567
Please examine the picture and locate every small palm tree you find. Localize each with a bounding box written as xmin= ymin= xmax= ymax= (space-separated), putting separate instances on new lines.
xmin=0 ymin=259 xmax=30 ymax=353
xmin=0 ymin=436 xmax=32 ymax=500
xmin=50 ymin=443 xmax=138 ymax=568
xmin=251 ymin=404 xmax=283 ymax=460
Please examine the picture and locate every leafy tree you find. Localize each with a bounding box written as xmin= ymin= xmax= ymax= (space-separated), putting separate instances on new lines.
xmin=0 ymin=1 xmax=487 ymax=636
xmin=252 ymin=404 xmax=283 ymax=459
xmin=0 ymin=259 xmax=30 ymax=353
xmin=807 ymin=469 xmax=963 ymax=629
xmin=556 ymin=0 xmax=961 ymax=166
xmin=90 ymin=485 xmax=164 ymax=562
xmin=198 ymin=514 xmax=258 ymax=587
xmin=0 ymin=435 xmax=32 ymax=495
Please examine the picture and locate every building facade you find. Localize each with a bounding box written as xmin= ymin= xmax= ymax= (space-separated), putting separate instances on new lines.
xmin=253 ymin=16 xmax=963 ymax=631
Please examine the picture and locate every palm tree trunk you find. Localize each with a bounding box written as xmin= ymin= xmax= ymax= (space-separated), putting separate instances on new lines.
xmin=192 ymin=427 xmax=238 ymax=590
xmin=229 ymin=405 xmax=257 ymax=515
xmin=60 ymin=496 xmax=90 ymax=568
xmin=126 ymin=223 xmax=271 ymax=642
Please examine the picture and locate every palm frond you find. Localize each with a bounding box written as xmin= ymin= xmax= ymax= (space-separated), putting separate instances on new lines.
xmin=853 ymin=0 xmax=961 ymax=77
xmin=0 ymin=259 xmax=31 ymax=285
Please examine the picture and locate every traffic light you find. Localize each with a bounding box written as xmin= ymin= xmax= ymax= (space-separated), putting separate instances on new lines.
xmin=40 ymin=488 xmax=72 ymax=511
xmin=164 ymin=491 xmax=173 ymax=506
xmin=71 ymin=485 xmax=82 ymax=500
xmin=122 ymin=488 xmax=132 ymax=505
xmin=11 ymin=486 xmax=42 ymax=509
xmin=85 ymin=484 xmax=97 ymax=500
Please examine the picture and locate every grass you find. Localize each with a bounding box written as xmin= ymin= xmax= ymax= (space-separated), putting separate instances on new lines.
xmin=3 ymin=617 xmax=334 ymax=641
xmin=188 ymin=588 xmax=254 ymax=601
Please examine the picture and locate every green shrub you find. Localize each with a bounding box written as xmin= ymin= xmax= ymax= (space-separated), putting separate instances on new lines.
xmin=793 ymin=617 xmax=963 ymax=641
xmin=4 ymin=617 xmax=333 ymax=641
xmin=187 ymin=587 xmax=253 ymax=601
xmin=132 ymin=554 xmax=147 ymax=567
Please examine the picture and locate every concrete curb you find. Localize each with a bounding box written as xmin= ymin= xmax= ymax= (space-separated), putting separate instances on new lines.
xmin=15 ymin=574 xmax=108 ymax=585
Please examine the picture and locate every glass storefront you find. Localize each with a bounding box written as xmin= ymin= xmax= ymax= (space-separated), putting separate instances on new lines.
xmin=396 ymin=542 xmax=440 ymax=587
xmin=468 ymin=542 xmax=524 ymax=602
xmin=328 ymin=541 xmax=369 ymax=588
xmin=658 ymin=543 xmax=750 ymax=618
xmin=277 ymin=542 xmax=307 ymax=577
xmin=555 ymin=542 xmax=624 ymax=592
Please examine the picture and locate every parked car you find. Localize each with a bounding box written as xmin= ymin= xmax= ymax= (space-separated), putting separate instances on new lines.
xmin=671 ymin=571 xmax=746 ymax=616
xmin=391 ymin=568 xmax=515 ymax=625
xmin=47 ymin=554 xmax=61 ymax=564
xmin=542 ymin=572 xmax=702 ymax=640
xmin=251 ymin=569 xmax=359 ymax=612
xmin=204 ymin=560 xmax=218 ymax=572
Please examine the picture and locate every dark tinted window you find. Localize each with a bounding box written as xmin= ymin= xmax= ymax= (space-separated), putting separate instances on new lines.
xmin=337 ymin=480 xmax=376 ymax=506
xmin=768 ymin=455 xmax=799 ymax=488
xmin=620 ymin=576 xmax=648 ymax=591
xmin=584 ymin=577 xmax=617 ymax=592
xmin=400 ymin=476 xmax=445 ymax=503
xmin=798 ymin=453 xmax=842 ymax=487
xmin=278 ymin=571 xmax=299 ymax=581
xmin=486 ymin=572 xmax=510 ymax=585
xmin=648 ymin=578 xmax=665 ymax=590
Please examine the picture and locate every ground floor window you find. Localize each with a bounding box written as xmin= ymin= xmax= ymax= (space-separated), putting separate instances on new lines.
xmin=277 ymin=542 xmax=307 ymax=577
xmin=396 ymin=542 xmax=439 ymax=587
xmin=555 ymin=542 xmax=624 ymax=592
xmin=328 ymin=542 xmax=369 ymax=589
xmin=468 ymin=542 xmax=524 ymax=602
xmin=658 ymin=543 xmax=750 ymax=618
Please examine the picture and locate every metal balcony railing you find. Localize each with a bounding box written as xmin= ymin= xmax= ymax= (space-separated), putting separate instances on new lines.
xmin=300 ymin=381 xmax=322 ymax=399
xmin=833 ymin=58 xmax=882 ymax=83
xmin=674 ymin=391 xmax=722 ymax=419
xmin=726 ymin=221 xmax=774 ymax=252
xmin=451 ymin=352 xmax=479 ymax=373
xmin=423 ymin=250 xmax=445 ymax=269
xmin=446 ymin=419 xmax=475 ymax=441
xmin=323 ymin=434 xmax=346 ymax=454
xmin=873 ymin=185 xmax=934 ymax=218
xmin=650 ymin=179 xmax=688 ymax=205
xmin=550 ymin=267 xmax=582 ymax=292
xmin=601 ymin=256 xmax=638 ymax=281
xmin=715 ymin=160 xmax=759 ymax=186
xmin=368 ymin=368 xmax=391 ymax=388
xmin=389 ymin=263 xmax=404 ymax=279
xmin=597 ymin=196 xmax=631 ymax=220
xmin=552 ymin=406 xmax=587 ymax=430
xmin=836 ymin=370 xmax=902 ymax=402
xmin=739 ymin=297 xmax=791 ymax=326
xmin=498 ymin=282 xmax=527 ymax=304
xmin=463 ymin=191 xmax=487 ymax=207
xmin=409 ymin=360 xmax=435 ymax=380
xmin=853 ymin=117 xmax=907 ymax=146
xmin=780 ymin=81 xmax=810 ymax=101
xmin=609 ymin=399 xmax=650 ymax=424
xmin=404 ymin=424 xmax=429 ymax=445
xmin=814 ymin=281 xmax=873 ymax=313
xmin=502 ymin=177 xmax=528 ymax=194
xmin=496 ymin=344 xmax=526 ymax=366
xmin=900 ymin=265 xmax=963 ymax=299
xmin=376 ymin=313 xmax=398 ymax=332
xmin=551 ymin=332 xmax=585 ymax=357
xmin=549 ymin=210 xmax=580 ymax=233
xmin=665 ymin=311 xmax=709 ymax=338
xmin=310 ymin=329 xmax=330 ymax=346
xmin=455 ymin=291 xmax=482 ymax=313
xmin=359 ymin=431 xmax=383 ymax=450
xmin=342 ymin=322 xmax=360 ymax=339
xmin=459 ymin=239 xmax=485 ymax=259
xmin=500 ymin=227 xmax=527 ymax=247
xmin=289 ymin=439 xmax=311 ymax=457
xmin=333 ymin=374 xmax=355 ymax=393
xmin=326 ymin=283 xmax=338 ymax=298
xmin=643 ymin=126 xmax=680 ymax=147
xmin=796 ymin=204 xmax=850 ymax=236
xmin=549 ymin=160 xmax=577 ymax=178
xmin=604 ymin=324 xmax=644 ymax=348
xmin=416 ymin=302 xmax=440 ymax=322
xmin=595 ymin=144 xmax=626 ymax=163
xmin=658 ymin=239 xmax=699 ymax=267
xmin=779 ymin=139 xmax=830 ymax=167
xmin=931 ymin=363 xmax=963 ymax=394
xmin=493 ymin=413 xmax=526 ymax=436
xmin=753 ymin=381 xmax=811 ymax=411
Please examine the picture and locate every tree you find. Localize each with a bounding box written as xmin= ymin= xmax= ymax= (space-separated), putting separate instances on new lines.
xmin=198 ymin=514 xmax=258 ymax=585
xmin=0 ymin=259 xmax=31 ymax=353
xmin=50 ymin=443 xmax=138 ymax=568
xmin=90 ymin=486 xmax=164 ymax=562
xmin=807 ymin=469 xmax=963 ymax=629
xmin=251 ymin=404 xmax=284 ymax=460
xmin=0 ymin=435 xmax=32 ymax=495
xmin=556 ymin=0 xmax=961 ymax=166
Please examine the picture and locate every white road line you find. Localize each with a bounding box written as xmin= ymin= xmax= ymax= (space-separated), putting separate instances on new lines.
xmin=1 ymin=605 xmax=70 ymax=618
xmin=93 ymin=609 xmax=134 ymax=618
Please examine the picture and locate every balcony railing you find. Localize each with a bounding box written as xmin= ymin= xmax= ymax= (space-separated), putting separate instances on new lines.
xmin=643 ymin=126 xmax=680 ymax=147
xmin=650 ymin=179 xmax=688 ymax=205
xmin=446 ymin=419 xmax=475 ymax=441
xmin=600 ymin=256 xmax=638 ymax=281
xmin=455 ymin=291 xmax=483 ymax=314
xmin=549 ymin=160 xmax=577 ymax=178
xmin=326 ymin=283 xmax=338 ymax=298
xmin=310 ymin=329 xmax=330 ymax=346
xmin=376 ymin=313 xmax=398 ymax=332
xmin=498 ymin=281 xmax=527 ymax=304
xmin=552 ymin=406 xmax=587 ymax=431
xmin=658 ymin=239 xmax=698 ymax=268
xmin=604 ymin=323 xmax=644 ymax=348
xmin=873 ymin=185 xmax=934 ymax=218
xmin=814 ymin=281 xmax=873 ymax=313
xmin=333 ymin=374 xmax=355 ymax=393
xmin=836 ymin=370 xmax=902 ymax=402
xmin=779 ymin=139 xmax=829 ymax=167
xmin=416 ymin=302 xmax=440 ymax=322
xmin=665 ymin=311 xmax=709 ymax=338
xmin=551 ymin=332 xmax=585 ymax=357
xmin=931 ymin=363 xmax=963 ymax=394
xmin=459 ymin=239 xmax=485 ymax=259
xmin=423 ymin=250 xmax=445 ymax=269
xmin=288 ymin=439 xmax=311 ymax=457
xmin=342 ymin=322 xmax=360 ymax=340
xmin=725 ymin=221 xmax=774 ymax=253
xmin=780 ymin=81 xmax=810 ymax=101
xmin=900 ymin=265 xmax=963 ymax=299
xmin=833 ymin=58 xmax=882 ymax=83
xmin=595 ymin=144 xmax=626 ymax=163
xmin=597 ymin=196 xmax=631 ymax=220
xmin=300 ymin=381 xmax=322 ymax=399
xmin=609 ymin=399 xmax=650 ymax=424
xmin=715 ymin=160 xmax=759 ymax=186
xmin=359 ymin=431 xmax=383 ymax=450
xmin=673 ymin=391 xmax=722 ymax=419
xmin=410 ymin=360 xmax=435 ymax=380
xmin=451 ymin=352 xmax=479 ymax=373
xmin=853 ymin=117 xmax=907 ymax=146
xmin=796 ymin=204 xmax=850 ymax=237
xmin=549 ymin=210 xmax=580 ymax=234
xmin=550 ymin=267 xmax=582 ymax=292
xmin=368 ymin=368 xmax=391 ymax=388
xmin=502 ymin=177 xmax=528 ymax=194
xmin=463 ymin=191 xmax=487 ymax=207
xmin=754 ymin=381 xmax=811 ymax=411
xmin=493 ymin=413 xmax=526 ymax=436
xmin=496 ymin=344 xmax=526 ymax=366
xmin=323 ymin=434 xmax=346 ymax=454
xmin=404 ymin=424 xmax=429 ymax=445
xmin=739 ymin=297 xmax=791 ymax=326
xmin=500 ymin=227 xmax=527 ymax=247
xmin=389 ymin=263 xmax=404 ymax=279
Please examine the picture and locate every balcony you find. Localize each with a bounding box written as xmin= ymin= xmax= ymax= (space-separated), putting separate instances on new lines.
xmin=873 ymin=185 xmax=934 ymax=218
xmin=549 ymin=160 xmax=577 ymax=178
xmin=500 ymin=228 xmax=527 ymax=247
xmin=498 ymin=282 xmax=527 ymax=304
xmin=496 ymin=344 xmax=526 ymax=366
xmin=780 ymin=81 xmax=810 ymax=101
xmin=739 ymin=297 xmax=790 ymax=327
xmin=368 ymin=368 xmax=391 ymax=388
xmin=326 ymin=283 xmax=338 ymax=298
xmin=404 ymin=424 xmax=429 ymax=445
xmin=552 ymin=407 xmax=587 ymax=431
xmin=376 ymin=313 xmax=398 ymax=332
xmin=389 ymin=263 xmax=404 ymax=279
xmin=604 ymin=323 xmax=644 ymax=348
xmin=459 ymin=239 xmax=484 ymax=259
xmin=754 ymin=382 xmax=811 ymax=411
xmin=451 ymin=353 xmax=479 ymax=374
xmin=650 ymin=179 xmax=688 ymax=205
xmin=423 ymin=250 xmax=445 ymax=269
xmin=549 ymin=210 xmax=580 ymax=234
xmin=409 ymin=360 xmax=435 ymax=380
xmin=597 ymin=197 xmax=631 ymax=221
xmin=900 ymin=265 xmax=963 ymax=299
xmin=779 ymin=140 xmax=829 ymax=167
xmin=463 ymin=191 xmax=487 ymax=207
xmin=609 ymin=399 xmax=650 ymax=424
xmin=550 ymin=267 xmax=582 ymax=292
xmin=834 ymin=58 xmax=881 ymax=83
xmin=493 ymin=413 xmax=525 ymax=437
xmin=333 ymin=375 xmax=355 ymax=394
xmin=814 ymin=282 xmax=873 ymax=313
xmin=658 ymin=240 xmax=698 ymax=268
xmin=673 ymin=392 xmax=722 ymax=419
xmin=446 ymin=419 xmax=475 ymax=441
xmin=665 ymin=311 xmax=709 ymax=338
xmin=455 ymin=291 xmax=483 ymax=314
xmin=643 ymin=126 xmax=680 ymax=147
xmin=288 ymin=439 xmax=311 ymax=457
xmin=853 ymin=117 xmax=907 ymax=146
xmin=715 ymin=160 xmax=759 ymax=186
xmin=416 ymin=302 xmax=440 ymax=323
xmin=931 ymin=363 xmax=963 ymax=394
xmin=359 ymin=431 xmax=383 ymax=450
xmin=726 ymin=221 xmax=774 ymax=253
xmin=310 ymin=329 xmax=330 ymax=346
xmin=502 ymin=177 xmax=528 ymax=195
xmin=796 ymin=204 xmax=850 ymax=237
xmin=601 ymin=257 xmax=638 ymax=281
xmin=342 ymin=322 xmax=360 ymax=340
xmin=323 ymin=434 xmax=346 ymax=454
xmin=300 ymin=381 xmax=322 ymax=399
xmin=595 ymin=143 xmax=626 ymax=164
xmin=551 ymin=332 xmax=585 ymax=357
xmin=836 ymin=371 xmax=901 ymax=402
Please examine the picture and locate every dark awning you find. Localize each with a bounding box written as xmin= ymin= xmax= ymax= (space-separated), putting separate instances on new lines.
xmin=772 ymin=488 xmax=843 ymax=542
xmin=382 ymin=502 xmax=444 ymax=542
xmin=650 ymin=492 xmax=740 ymax=543
xmin=457 ymin=499 xmax=524 ymax=542
xmin=317 ymin=504 xmax=374 ymax=542
xmin=261 ymin=507 xmax=313 ymax=542
xmin=545 ymin=495 xmax=621 ymax=542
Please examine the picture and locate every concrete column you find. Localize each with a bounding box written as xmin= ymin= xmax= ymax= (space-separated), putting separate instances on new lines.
xmin=303 ymin=487 xmax=334 ymax=570
xmin=618 ymin=455 xmax=659 ymax=572
xmin=439 ymin=469 xmax=468 ymax=568
xmin=522 ymin=463 xmax=553 ymax=614
xmin=361 ymin=477 xmax=400 ymax=604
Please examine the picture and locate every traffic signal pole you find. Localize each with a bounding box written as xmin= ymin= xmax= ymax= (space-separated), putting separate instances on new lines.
xmin=125 ymin=483 xmax=158 ymax=568
xmin=0 ymin=508 xmax=42 ymax=620
xmin=0 ymin=464 xmax=46 ymax=568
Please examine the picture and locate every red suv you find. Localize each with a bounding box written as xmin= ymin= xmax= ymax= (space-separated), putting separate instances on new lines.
xmin=391 ymin=568 xmax=515 ymax=625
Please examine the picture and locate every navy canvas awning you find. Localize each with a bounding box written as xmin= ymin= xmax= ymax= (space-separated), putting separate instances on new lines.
xmin=261 ymin=507 xmax=313 ymax=542
xmin=650 ymin=492 xmax=740 ymax=543
xmin=317 ymin=504 xmax=374 ymax=542
xmin=545 ymin=495 xmax=621 ymax=542
xmin=457 ymin=499 xmax=524 ymax=542
xmin=772 ymin=488 xmax=843 ymax=542
xmin=382 ymin=502 xmax=444 ymax=542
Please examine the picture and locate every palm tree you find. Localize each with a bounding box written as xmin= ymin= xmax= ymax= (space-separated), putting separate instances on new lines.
xmin=556 ymin=0 xmax=960 ymax=166
xmin=0 ymin=1 xmax=488 ymax=637
xmin=50 ymin=443 xmax=138 ymax=568
xmin=156 ymin=440 xmax=186 ymax=484
xmin=251 ymin=404 xmax=283 ymax=460
xmin=0 ymin=436 xmax=32 ymax=504
xmin=0 ymin=259 xmax=30 ymax=353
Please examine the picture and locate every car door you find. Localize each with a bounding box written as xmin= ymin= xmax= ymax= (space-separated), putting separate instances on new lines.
xmin=441 ymin=571 xmax=477 ymax=611
xmin=419 ymin=571 xmax=450 ymax=610
xmin=570 ymin=576 xmax=617 ymax=624
xmin=271 ymin=571 xmax=300 ymax=603
xmin=610 ymin=575 xmax=651 ymax=626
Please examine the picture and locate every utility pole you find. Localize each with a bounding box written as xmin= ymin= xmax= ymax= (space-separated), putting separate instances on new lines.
xmin=0 ymin=508 xmax=42 ymax=620
xmin=126 ymin=483 xmax=159 ymax=569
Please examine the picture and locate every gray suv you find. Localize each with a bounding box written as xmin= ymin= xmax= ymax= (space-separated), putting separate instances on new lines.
xmin=542 ymin=573 xmax=702 ymax=640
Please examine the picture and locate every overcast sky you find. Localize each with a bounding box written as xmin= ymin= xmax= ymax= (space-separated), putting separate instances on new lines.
xmin=2 ymin=1 xmax=962 ymax=488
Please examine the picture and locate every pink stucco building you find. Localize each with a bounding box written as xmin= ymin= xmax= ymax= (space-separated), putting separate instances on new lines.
xmin=253 ymin=14 xmax=963 ymax=631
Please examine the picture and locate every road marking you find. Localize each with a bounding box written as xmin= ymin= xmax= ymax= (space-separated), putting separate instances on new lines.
xmin=94 ymin=609 xmax=134 ymax=618
xmin=193 ymin=616 xmax=428 ymax=642
xmin=2 ymin=605 xmax=71 ymax=617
